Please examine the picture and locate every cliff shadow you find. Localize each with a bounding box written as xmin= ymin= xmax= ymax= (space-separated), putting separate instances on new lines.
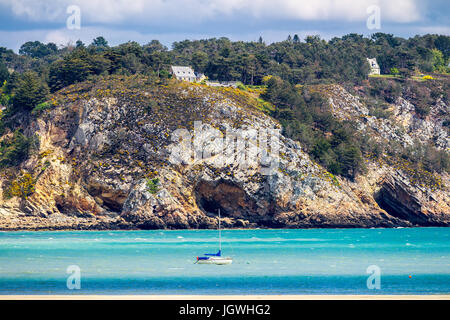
xmin=194 ymin=179 xmax=269 ymax=226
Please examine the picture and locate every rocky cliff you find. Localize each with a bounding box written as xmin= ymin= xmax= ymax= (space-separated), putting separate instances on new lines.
xmin=0 ymin=76 xmax=448 ymax=230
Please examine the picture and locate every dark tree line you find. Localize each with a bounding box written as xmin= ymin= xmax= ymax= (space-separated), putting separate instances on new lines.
xmin=0 ymin=34 xmax=448 ymax=95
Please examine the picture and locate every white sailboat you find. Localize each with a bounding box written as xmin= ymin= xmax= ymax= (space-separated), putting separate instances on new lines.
xmin=195 ymin=209 xmax=232 ymax=265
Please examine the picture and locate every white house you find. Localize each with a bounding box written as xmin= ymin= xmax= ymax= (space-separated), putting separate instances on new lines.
xmin=367 ymin=58 xmax=381 ymax=75
xmin=170 ymin=66 xmax=197 ymax=82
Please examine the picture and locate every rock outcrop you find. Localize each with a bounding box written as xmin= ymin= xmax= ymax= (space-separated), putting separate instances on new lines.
xmin=375 ymin=172 xmax=450 ymax=226
xmin=0 ymin=77 xmax=448 ymax=230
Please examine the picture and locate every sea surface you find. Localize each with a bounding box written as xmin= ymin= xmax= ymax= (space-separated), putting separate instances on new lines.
xmin=0 ymin=228 xmax=449 ymax=295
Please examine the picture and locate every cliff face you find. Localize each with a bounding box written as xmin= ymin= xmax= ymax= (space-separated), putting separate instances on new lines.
xmin=0 ymin=76 xmax=448 ymax=230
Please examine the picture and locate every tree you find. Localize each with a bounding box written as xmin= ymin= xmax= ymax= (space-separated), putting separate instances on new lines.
xmin=371 ymin=33 xmax=399 ymax=47
xmin=0 ymin=130 xmax=32 ymax=168
xmin=434 ymin=35 xmax=450 ymax=60
xmin=144 ymin=40 xmax=167 ymax=53
xmin=90 ymin=36 xmax=109 ymax=52
xmin=0 ymin=62 xmax=8 ymax=84
xmin=103 ymin=49 xmax=122 ymax=73
xmin=431 ymin=49 xmax=446 ymax=72
xmin=12 ymin=71 xmax=48 ymax=110
xmin=48 ymin=49 xmax=93 ymax=92
xmin=47 ymin=43 xmax=58 ymax=53
xmin=244 ymin=54 xmax=258 ymax=85
xmin=3 ymin=72 xmax=19 ymax=95
xmin=19 ymin=41 xmax=57 ymax=58
xmin=5 ymin=32 xmax=449 ymax=91
xmin=75 ymin=40 xmax=85 ymax=48
xmin=191 ymin=51 xmax=208 ymax=73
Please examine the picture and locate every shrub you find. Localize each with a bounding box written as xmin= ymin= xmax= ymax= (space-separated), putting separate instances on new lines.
xmin=0 ymin=93 xmax=11 ymax=107
xmin=0 ymin=130 xmax=32 ymax=168
xmin=369 ymin=78 xmax=401 ymax=103
xmin=402 ymin=80 xmax=443 ymax=118
xmin=236 ymin=82 xmax=247 ymax=91
xmin=414 ymin=103 xmax=431 ymax=117
xmin=262 ymin=75 xmax=273 ymax=84
xmin=390 ymin=68 xmax=400 ymax=76
xmin=31 ymin=101 xmax=51 ymax=115
xmin=369 ymin=106 xmax=393 ymax=119
xmin=3 ymin=172 xmax=36 ymax=200
xmin=145 ymin=100 xmax=157 ymax=113
xmin=146 ymin=178 xmax=160 ymax=194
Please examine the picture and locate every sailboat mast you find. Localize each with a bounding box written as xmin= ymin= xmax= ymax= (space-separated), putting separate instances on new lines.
xmin=218 ymin=208 xmax=221 ymax=252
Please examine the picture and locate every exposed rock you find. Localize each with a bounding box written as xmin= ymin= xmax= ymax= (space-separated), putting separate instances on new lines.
xmin=375 ymin=172 xmax=450 ymax=226
xmin=326 ymin=84 xmax=449 ymax=150
xmin=0 ymin=78 xmax=448 ymax=230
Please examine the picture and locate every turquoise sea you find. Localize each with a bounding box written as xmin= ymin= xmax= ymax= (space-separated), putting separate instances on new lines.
xmin=0 ymin=228 xmax=449 ymax=295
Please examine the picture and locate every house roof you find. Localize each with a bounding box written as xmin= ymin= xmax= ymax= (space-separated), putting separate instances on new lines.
xmin=171 ymin=66 xmax=195 ymax=77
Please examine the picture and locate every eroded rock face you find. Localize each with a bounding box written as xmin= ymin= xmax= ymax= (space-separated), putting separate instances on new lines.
xmin=375 ymin=173 xmax=450 ymax=226
xmin=195 ymin=180 xmax=262 ymax=220
xmin=0 ymin=79 xmax=448 ymax=230
xmin=326 ymin=85 xmax=449 ymax=150
xmin=87 ymin=181 xmax=128 ymax=212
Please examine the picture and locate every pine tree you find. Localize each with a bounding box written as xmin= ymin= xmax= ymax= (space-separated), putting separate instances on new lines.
xmin=12 ymin=72 xmax=48 ymax=111
xmin=75 ymin=40 xmax=85 ymax=48
xmin=0 ymin=62 xmax=8 ymax=84
xmin=91 ymin=36 xmax=109 ymax=49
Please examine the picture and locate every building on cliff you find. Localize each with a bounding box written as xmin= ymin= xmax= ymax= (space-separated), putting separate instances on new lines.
xmin=170 ymin=66 xmax=198 ymax=82
xmin=367 ymin=58 xmax=381 ymax=75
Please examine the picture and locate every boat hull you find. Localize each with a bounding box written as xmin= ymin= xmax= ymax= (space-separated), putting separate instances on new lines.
xmin=196 ymin=257 xmax=233 ymax=265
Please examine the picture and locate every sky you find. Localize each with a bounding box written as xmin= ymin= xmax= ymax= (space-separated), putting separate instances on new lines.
xmin=0 ymin=0 xmax=448 ymax=51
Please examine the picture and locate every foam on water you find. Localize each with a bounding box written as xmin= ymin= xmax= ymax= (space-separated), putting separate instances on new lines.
xmin=0 ymin=228 xmax=449 ymax=295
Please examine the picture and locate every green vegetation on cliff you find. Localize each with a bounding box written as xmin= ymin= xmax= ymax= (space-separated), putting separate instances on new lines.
xmin=262 ymin=76 xmax=365 ymax=179
xmin=0 ymin=130 xmax=33 ymax=168
xmin=0 ymin=34 xmax=448 ymax=189
xmin=0 ymin=34 xmax=449 ymax=91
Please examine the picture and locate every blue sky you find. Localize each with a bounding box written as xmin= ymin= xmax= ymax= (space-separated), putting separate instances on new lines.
xmin=0 ymin=0 xmax=448 ymax=51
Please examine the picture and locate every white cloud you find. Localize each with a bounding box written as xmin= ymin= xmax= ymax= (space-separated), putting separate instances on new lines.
xmin=0 ymin=0 xmax=434 ymax=52
xmin=0 ymin=0 xmax=422 ymax=25
xmin=5 ymin=0 xmax=63 ymax=21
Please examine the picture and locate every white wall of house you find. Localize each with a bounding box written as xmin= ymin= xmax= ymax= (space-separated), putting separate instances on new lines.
xmin=367 ymin=58 xmax=381 ymax=75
